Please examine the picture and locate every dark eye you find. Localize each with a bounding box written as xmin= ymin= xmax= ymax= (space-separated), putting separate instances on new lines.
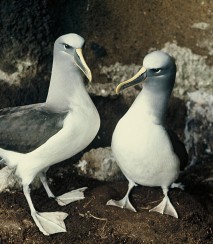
xmin=152 ymin=68 xmax=161 ymax=73
xmin=63 ymin=44 xmax=72 ymax=50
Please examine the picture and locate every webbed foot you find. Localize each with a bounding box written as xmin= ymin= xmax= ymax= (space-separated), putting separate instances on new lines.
xmin=32 ymin=211 xmax=68 ymax=235
xmin=56 ymin=187 xmax=87 ymax=206
xmin=107 ymin=179 xmax=136 ymax=212
xmin=107 ymin=197 xmax=136 ymax=212
xmin=149 ymin=188 xmax=178 ymax=218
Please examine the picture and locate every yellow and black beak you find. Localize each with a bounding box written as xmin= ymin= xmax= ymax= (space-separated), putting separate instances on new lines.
xmin=74 ymin=48 xmax=92 ymax=82
xmin=116 ymin=66 xmax=147 ymax=94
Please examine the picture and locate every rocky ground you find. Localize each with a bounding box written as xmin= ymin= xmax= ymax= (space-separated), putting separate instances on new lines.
xmin=0 ymin=0 xmax=213 ymax=243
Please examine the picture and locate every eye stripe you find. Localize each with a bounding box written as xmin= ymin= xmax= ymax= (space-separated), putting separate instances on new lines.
xmin=63 ymin=43 xmax=73 ymax=50
xmin=152 ymin=68 xmax=161 ymax=73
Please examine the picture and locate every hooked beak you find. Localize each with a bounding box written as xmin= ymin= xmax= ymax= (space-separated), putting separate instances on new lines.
xmin=116 ymin=66 xmax=147 ymax=94
xmin=74 ymin=48 xmax=92 ymax=82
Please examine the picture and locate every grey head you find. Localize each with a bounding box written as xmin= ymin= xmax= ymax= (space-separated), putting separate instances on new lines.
xmin=46 ymin=33 xmax=92 ymax=111
xmin=54 ymin=33 xmax=85 ymax=50
xmin=116 ymin=50 xmax=176 ymax=95
xmin=53 ymin=33 xmax=92 ymax=81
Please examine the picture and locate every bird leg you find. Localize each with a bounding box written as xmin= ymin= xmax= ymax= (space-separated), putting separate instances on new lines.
xmin=23 ymin=185 xmax=68 ymax=235
xmin=106 ymin=180 xmax=137 ymax=212
xmin=39 ymin=172 xmax=87 ymax=206
xmin=39 ymin=172 xmax=55 ymax=198
xmin=149 ymin=187 xmax=178 ymax=218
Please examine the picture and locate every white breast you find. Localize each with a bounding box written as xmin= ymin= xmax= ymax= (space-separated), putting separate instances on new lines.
xmin=112 ymin=112 xmax=179 ymax=188
xmin=14 ymin=99 xmax=100 ymax=184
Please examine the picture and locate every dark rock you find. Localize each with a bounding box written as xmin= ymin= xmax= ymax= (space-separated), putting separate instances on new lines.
xmin=90 ymin=42 xmax=107 ymax=58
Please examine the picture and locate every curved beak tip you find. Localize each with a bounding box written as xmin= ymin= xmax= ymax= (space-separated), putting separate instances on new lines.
xmin=115 ymin=66 xmax=147 ymax=93
xmin=74 ymin=48 xmax=92 ymax=82
xmin=115 ymin=84 xmax=121 ymax=94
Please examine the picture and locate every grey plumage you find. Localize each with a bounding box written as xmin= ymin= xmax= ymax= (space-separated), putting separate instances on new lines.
xmin=0 ymin=104 xmax=68 ymax=152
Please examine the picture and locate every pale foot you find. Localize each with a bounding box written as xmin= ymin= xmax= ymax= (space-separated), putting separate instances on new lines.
xmin=149 ymin=188 xmax=178 ymax=218
xmin=107 ymin=179 xmax=136 ymax=212
xmin=107 ymin=197 xmax=136 ymax=212
xmin=56 ymin=187 xmax=88 ymax=206
xmin=32 ymin=211 xmax=68 ymax=235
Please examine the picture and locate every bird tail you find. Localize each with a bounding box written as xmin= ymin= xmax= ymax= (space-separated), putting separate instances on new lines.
xmin=0 ymin=148 xmax=20 ymax=168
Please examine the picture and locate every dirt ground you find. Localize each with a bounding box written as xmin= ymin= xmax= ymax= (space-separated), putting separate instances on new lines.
xmin=0 ymin=0 xmax=213 ymax=243
xmin=0 ymin=160 xmax=212 ymax=244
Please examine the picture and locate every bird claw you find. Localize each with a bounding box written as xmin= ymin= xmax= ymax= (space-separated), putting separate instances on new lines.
xmin=56 ymin=187 xmax=87 ymax=206
xmin=149 ymin=196 xmax=178 ymax=218
xmin=107 ymin=197 xmax=136 ymax=212
xmin=32 ymin=211 xmax=68 ymax=235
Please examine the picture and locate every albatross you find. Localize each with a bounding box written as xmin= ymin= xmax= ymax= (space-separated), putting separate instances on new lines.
xmin=0 ymin=33 xmax=100 ymax=235
xmin=107 ymin=51 xmax=187 ymax=218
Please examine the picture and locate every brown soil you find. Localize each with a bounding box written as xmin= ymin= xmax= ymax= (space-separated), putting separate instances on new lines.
xmin=0 ymin=160 xmax=212 ymax=244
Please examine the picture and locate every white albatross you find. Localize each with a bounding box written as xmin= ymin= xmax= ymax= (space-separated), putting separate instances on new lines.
xmin=107 ymin=51 xmax=188 ymax=218
xmin=0 ymin=33 xmax=100 ymax=235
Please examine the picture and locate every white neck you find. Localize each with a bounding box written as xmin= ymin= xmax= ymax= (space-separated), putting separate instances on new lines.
xmin=129 ymin=87 xmax=171 ymax=125
xmin=46 ymin=54 xmax=91 ymax=111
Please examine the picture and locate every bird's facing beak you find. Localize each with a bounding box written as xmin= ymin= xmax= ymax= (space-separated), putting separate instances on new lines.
xmin=74 ymin=48 xmax=92 ymax=82
xmin=116 ymin=66 xmax=147 ymax=94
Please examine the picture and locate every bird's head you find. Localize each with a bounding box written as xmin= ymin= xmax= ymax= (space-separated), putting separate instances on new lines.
xmin=116 ymin=51 xmax=176 ymax=95
xmin=54 ymin=33 xmax=92 ymax=82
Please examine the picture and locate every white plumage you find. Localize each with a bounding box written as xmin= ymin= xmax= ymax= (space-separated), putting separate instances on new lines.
xmin=107 ymin=51 xmax=187 ymax=218
xmin=0 ymin=33 xmax=100 ymax=235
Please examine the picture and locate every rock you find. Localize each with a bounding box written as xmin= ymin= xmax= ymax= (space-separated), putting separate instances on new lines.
xmin=0 ymin=166 xmax=41 ymax=192
xmin=191 ymin=22 xmax=210 ymax=30
xmin=75 ymin=147 xmax=124 ymax=182
xmin=0 ymin=0 xmax=57 ymax=108
xmin=162 ymin=42 xmax=213 ymax=98
xmin=87 ymin=83 xmax=117 ymax=97
xmin=90 ymin=42 xmax=107 ymax=58
xmin=99 ymin=62 xmax=141 ymax=85
xmin=97 ymin=43 xmax=213 ymax=101
xmin=0 ymin=166 xmax=21 ymax=192
xmin=184 ymin=91 xmax=213 ymax=164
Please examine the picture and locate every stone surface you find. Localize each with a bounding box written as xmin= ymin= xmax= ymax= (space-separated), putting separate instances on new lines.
xmin=98 ymin=42 xmax=213 ymax=100
xmin=0 ymin=0 xmax=57 ymax=108
xmin=184 ymin=91 xmax=213 ymax=164
xmin=162 ymin=42 xmax=213 ymax=98
xmin=0 ymin=166 xmax=41 ymax=192
xmin=0 ymin=166 xmax=21 ymax=192
xmin=75 ymin=147 xmax=124 ymax=181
